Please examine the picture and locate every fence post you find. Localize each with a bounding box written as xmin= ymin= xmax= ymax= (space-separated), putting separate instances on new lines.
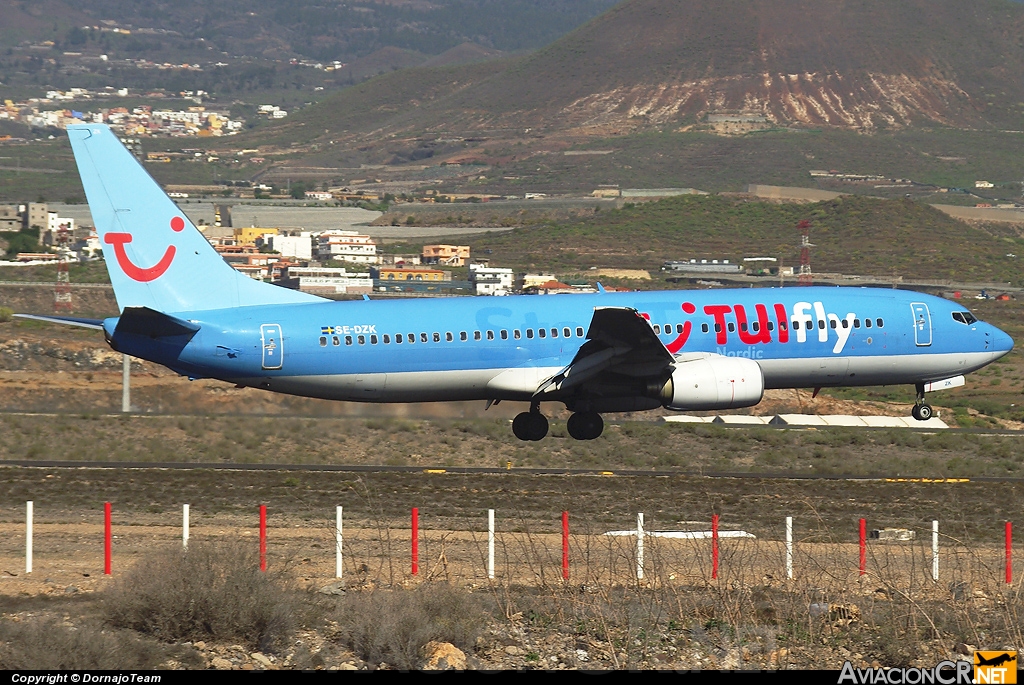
xmin=487 ymin=509 xmax=495 ymax=580
xmin=711 ymin=514 xmax=719 ymax=580
xmin=1006 ymin=521 xmax=1013 ymax=585
xmin=931 ymin=520 xmax=938 ymax=582
xmin=26 ymin=501 xmax=32 ymax=575
xmin=636 ymin=512 xmax=644 ymax=581
xmin=562 ymin=511 xmax=569 ymax=581
xmin=259 ymin=504 xmax=267 ymax=572
xmin=183 ymin=504 xmax=189 ymax=549
xmin=411 ymin=507 xmax=419 ymax=576
xmin=859 ymin=518 xmax=866 ymax=576
xmin=104 ymin=502 xmax=112 ymax=575
xmin=336 ymin=506 xmax=343 ymax=579
xmin=785 ymin=516 xmax=793 ymax=580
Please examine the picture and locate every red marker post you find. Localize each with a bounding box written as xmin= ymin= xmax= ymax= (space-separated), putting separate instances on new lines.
xmin=411 ymin=507 xmax=419 ymax=576
xmin=712 ymin=514 xmax=719 ymax=580
xmin=104 ymin=501 xmax=112 ymax=575
xmin=562 ymin=511 xmax=569 ymax=581
xmin=1006 ymin=521 xmax=1013 ymax=585
xmin=259 ymin=505 xmax=267 ymax=572
xmin=859 ymin=518 xmax=867 ymax=576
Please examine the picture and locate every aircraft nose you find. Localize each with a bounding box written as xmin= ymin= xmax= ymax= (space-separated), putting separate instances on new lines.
xmin=992 ymin=327 xmax=1014 ymax=354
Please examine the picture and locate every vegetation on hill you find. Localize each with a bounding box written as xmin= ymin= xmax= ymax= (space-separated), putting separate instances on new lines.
xmin=457 ymin=194 xmax=1024 ymax=283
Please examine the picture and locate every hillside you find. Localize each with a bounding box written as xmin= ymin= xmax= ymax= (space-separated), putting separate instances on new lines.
xmin=450 ymin=195 xmax=1024 ymax=283
xmin=265 ymin=0 xmax=1024 ymax=154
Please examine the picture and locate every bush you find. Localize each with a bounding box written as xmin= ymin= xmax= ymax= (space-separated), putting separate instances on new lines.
xmin=0 ymin=307 xmax=13 ymax=323
xmin=0 ymin=617 xmax=168 ymax=670
xmin=335 ymin=583 xmax=485 ymax=669
xmin=103 ymin=541 xmax=297 ymax=652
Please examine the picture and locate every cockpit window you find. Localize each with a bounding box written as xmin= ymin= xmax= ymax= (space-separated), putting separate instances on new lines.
xmin=952 ymin=311 xmax=978 ymax=325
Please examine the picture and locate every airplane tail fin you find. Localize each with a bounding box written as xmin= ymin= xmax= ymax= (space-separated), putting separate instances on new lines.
xmin=66 ymin=124 xmax=323 ymax=314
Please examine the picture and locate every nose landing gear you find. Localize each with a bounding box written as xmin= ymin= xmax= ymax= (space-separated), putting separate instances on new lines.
xmin=911 ymin=383 xmax=933 ymax=421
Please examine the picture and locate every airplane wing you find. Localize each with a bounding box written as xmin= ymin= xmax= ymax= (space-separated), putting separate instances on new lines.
xmin=13 ymin=314 xmax=105 ymax=330
xmin=535 ymin=307 xmax=674 ymax=396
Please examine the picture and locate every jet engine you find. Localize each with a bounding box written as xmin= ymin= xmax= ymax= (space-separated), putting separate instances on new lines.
xmin=660 ymin=354 xmax=764 ymax=411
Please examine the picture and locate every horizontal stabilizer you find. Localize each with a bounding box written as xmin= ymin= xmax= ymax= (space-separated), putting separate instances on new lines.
xmin=13 ymin=314 xmax=104 ymax=330
xmin=114 ymin=307 xmax=200 ymax=339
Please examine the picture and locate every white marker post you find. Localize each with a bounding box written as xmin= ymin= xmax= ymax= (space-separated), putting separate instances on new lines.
xmin=335 ymin=506 xmax=343 ymax=579
xmin=183 ymin=504 xmax=189 ymax=548
xmin=932 ymin=520 xmax=939 ymax=582
xmin=487 ymin=509 xmax=495 ymax=580
xmin=636 ymin=512 xmax=644 ymax=581
xmin=26 ymin=501 xmax=33 ymax=574
xmin=121 ymin=354 xmax=131 ymax=413
xmin=785 ymin=516 xmax=793 ymax=580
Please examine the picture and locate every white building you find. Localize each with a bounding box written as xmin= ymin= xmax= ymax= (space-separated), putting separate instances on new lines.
xmin=315 ymin=231 xmax=379 ymax=264
xmin=264 ymin=233 xmax=313 ymax=261
xmin=278 ymin=266 xmax=372 ymax=294
xmin=469 ymin=263 xmax=514 ymax=296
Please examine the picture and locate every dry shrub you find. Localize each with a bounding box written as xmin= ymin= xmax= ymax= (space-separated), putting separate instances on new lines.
xmin=0 ymin=617 xmax=168 ymax=670
xmin=335 ymin=582 xmax=485 ymax=669
xmin=103 ymin=541 xmax=297 ymax=652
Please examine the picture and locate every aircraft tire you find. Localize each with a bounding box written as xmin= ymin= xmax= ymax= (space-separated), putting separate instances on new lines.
xmin=512 ymin=412 xmax=533 ymax=441
xmin=911 ymin=405 xmax=921 ymax=421
xmin=567 ymin=412 xmax=603 ymax=440
xmin=916 ymin=404 xmax=933 ymax=421
xmin=527 ymin=412 xmax=549 ymax=441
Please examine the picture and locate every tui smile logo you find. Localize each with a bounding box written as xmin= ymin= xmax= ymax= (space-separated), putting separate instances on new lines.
xmin=105 ymin=216 xmax=185 ymax=282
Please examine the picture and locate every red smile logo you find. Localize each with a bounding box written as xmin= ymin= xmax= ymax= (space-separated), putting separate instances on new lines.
xmin=666 ymin=302 xmax=695 ymax=354
xmin=105 ymin=216 xmax=185 ymax=282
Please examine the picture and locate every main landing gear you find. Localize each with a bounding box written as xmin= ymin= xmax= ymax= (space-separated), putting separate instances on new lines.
xmin=512 ymin=405 xmax=605 ymax=441
xmin=911 ymin=383 xmax=933 ymax=421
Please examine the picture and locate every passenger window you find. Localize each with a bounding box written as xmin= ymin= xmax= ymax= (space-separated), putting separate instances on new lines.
xmin=421 ymin=333 xmax=428 ymax=343
xmin=791 ymin=319 xmax=799 ymax=330
xmin=876 ymin=318 xmax=884 ymax=328
xmin=526 ymin=329 xmax=534 ymax=339
xmin=345 ymin=336 xmax=353 ymax=345
xmin=474 ymin=331 xmax=482 ymax=340
xmin=727 ymin=323 xmax=735 ymax=332
xmin=702 ymin=323 xmax=709 ymax=333
xmin=370 ymin=335 xmax=378 ymax=344
xmin=332 ymin=336 xmax=340 ymax=346
xmin=487 ymin=330 xmax=494 ymax=340
xmin=767 ymin=322 xmax=774 ymax=331
xmin=841 ymin=319 xmax=849 ymax=329
xmin=319 ymin=336 xmax=327 ymax=347
xmin=539 ymin=328 xmax=546 ymax=338
xmin=446 ymin=332 xmax=453 ymax=342
xmin=395 ymin=333 xmax=403 ymax=343
xmin=551 ymin=328 xmax=558 ymax=338
xmin=408 ymin=333 xmax=415 ymax=343
xmin=358 ymin=335 xmax=365 ymax=345
xmin=740 ymin=323 xmax=748 ymax=332
xmin=383 ymin=334 xmax=391 ymax=343
xmin=653 ymin=324 xmax=661 ymax=334
xmin=514 ymin=330 xmax=522 ymax=339
xmin=501 ymin=330 xmax=509 ymax=340
xmin=853 ymin=319 xmax=860 ymax=328
xmin=752 ymin=322 xmax=759 ymax=332
xmin=460 ymin=331 xmax=468 ymax=341
xmin=818 ymin=320 xmax=825 ymax=330
xmin=433 ymin=332 xmax=440 ymax=343
xmin=676 ymin=324 xmax=684 ymax=334
xmin=829 ymin=320 xmax=837 ymax=329
xmin=576 ymin=327 xmax=584 ymax=337
xmin=563 ymin=327 xmax=571 ymax=338
xmin=714 ymin=323 xmax=721 ymax=333
xmin=779 ymin=321 xmax=787 ymax=331
xmin=865 ymin=319 xmax=872 ymax=328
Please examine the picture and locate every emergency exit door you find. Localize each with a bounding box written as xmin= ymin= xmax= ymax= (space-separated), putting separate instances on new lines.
xmin=261 ymin=323 xmax=283 ymax=369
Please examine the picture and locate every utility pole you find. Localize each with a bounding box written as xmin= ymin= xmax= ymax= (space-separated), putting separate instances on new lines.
xmin=797 ymin=220 xmax=813 ymax=286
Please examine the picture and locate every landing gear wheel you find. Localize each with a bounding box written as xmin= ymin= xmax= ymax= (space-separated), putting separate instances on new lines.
xmin=513 ymin=411 xmax=549 ymax=441
xmin=567 ymin=411 xmax=604 ymax=440
xmin=915 ymin=403 xmax=933 ymax=421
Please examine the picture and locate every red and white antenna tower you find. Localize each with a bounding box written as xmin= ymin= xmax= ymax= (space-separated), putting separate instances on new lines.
xmin=797 ymin=219 xmax=813 ymax=286
xmin=54 ymin=221 xmax=73 ymax=312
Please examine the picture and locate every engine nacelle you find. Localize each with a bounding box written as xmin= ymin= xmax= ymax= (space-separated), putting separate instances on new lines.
xmin=660 ymin=353 xmax=764 ymax=411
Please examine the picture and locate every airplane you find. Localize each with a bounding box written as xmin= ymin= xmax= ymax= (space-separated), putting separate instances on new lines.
xmin=18 ymin=124 xmax=1014 ymax=441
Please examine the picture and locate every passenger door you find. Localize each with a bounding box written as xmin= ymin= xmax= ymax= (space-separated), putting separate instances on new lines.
xmin=910 ymin=303 xmax=932 ymax=347
xmin=260 ymin=323 xmax=283 ymax=370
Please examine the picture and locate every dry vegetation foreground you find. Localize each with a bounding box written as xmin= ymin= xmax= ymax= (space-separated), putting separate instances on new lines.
xmin=0 ymin=468 xmax=1022 ymax=670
